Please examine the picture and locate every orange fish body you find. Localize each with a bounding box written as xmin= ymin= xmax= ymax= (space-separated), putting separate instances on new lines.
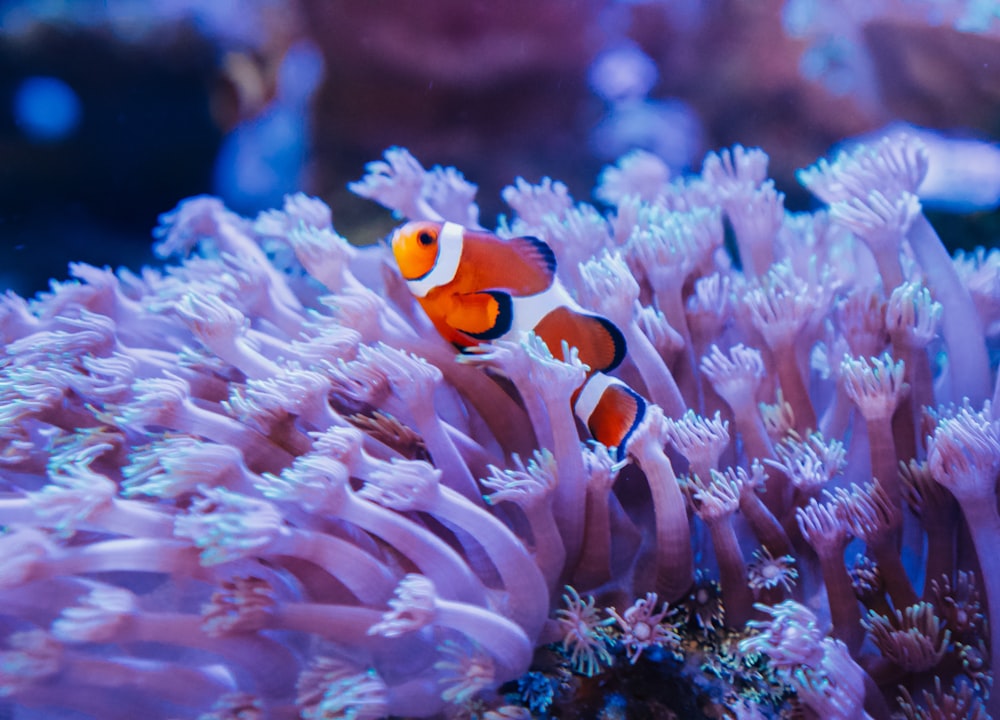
xmin=391 ymin=220 xmax=645 ymax=457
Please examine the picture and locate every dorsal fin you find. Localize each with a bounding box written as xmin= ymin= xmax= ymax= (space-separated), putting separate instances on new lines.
xmin=459 ymin=230 xmax=557 ymax=296
xmin=509 ymin=235 xmax=557 ymax=277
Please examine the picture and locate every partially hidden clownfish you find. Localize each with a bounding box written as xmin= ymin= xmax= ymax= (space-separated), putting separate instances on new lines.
xmin=390 ymin=220 xmax=646 ymax=458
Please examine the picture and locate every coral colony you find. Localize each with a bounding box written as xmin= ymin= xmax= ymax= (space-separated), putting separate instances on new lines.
xmin=0 ymin=133 xmax=998 ymax=720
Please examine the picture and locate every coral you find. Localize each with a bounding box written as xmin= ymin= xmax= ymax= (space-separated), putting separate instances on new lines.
xmin=296 ymin=657 xmax=389 ymax=720
xmin=746 ymin=547 xmax=798 ymax=595
xmin=862 ymin=602 xmax=951 ymax=673
xmin=606 ymin=592 xmax=680 ymax=663
xmin=895 ymin=677 xmax=989 ymax=720
xmin=0 ymin=133 xmax=997 ymax=719
xmin=554 ymin=585 xmax=615 ymax=677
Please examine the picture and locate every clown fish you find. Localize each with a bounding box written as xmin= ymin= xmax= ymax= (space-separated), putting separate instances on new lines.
xmin=390 ymin=220 xmax=645 ymax=457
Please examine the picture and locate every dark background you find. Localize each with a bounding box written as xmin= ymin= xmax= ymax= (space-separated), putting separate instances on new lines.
xmin=1 ymin=0 xmax=998 ymax=297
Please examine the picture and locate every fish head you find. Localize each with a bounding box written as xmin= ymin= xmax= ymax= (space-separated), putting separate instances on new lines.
xmin=390 ymin=221 xmax=444 ymax=281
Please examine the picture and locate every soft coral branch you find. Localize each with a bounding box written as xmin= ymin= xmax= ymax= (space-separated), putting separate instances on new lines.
xmin=627 ymin=405 xmax=694 ymax=602
xmin=927 ymin=403 xmax=1000 ymax=718
xmin=359 ymin=457 xmax=549 ymax=638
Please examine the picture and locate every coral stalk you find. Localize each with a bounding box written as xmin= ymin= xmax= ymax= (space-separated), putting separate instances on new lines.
xmin=261 ymin=450 xmax=489 ymax=606
xmin=628 ymin=406 xmax=694 ymax=602
xmin=578 ymin=251 xmax=685 ymax=415
xmin=520 ymin=334 xmax=589 ymax=574
xmin=907 ymin=214 xmax=991 ymax=405
xmin=796 ymin=498 xmax=863 ymax=653
xmin=840 ymin=352 xmax=907 ymax=517
xmin=687 ymin=468 xmax=754 ymax=626
xmin=360 ymin=458 xmax=549 ymax=638
xmin=928 ymin=404 xmax=1000 ymax=719
xmin=370 ymin=574 xmax=532 ymax=684
xmin=482 ymin=450 xmax=565 ymax=593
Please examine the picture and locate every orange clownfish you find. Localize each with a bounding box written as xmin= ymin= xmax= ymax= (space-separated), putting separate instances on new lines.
xmin=390 ymin=220 xmax=646 ymax=458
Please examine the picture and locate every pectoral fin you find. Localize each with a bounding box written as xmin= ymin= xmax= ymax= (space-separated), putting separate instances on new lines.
xmin=445 ymin=291 xmax=514 ymax=341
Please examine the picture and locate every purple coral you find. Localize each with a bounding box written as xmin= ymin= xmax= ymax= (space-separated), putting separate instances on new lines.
xmin=606 ymin=592 xmax=679 ymax=663
xmin=927 ymin=402 xmax=1000 ymax=718
xmin=0 ymin=135 xmax=996 ymax=718
xmin=861 ymin=602 xmax=951 ymax=674
xmin=554 ymin=585 xmax=615 ymax=676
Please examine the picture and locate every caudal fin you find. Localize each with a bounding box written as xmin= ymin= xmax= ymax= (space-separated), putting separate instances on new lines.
xmin=574 ymin=374 xmax=646 ymax=460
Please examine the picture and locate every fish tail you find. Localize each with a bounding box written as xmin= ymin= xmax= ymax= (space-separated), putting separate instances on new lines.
xmin=573 ymin=373 xmax=646 ymax=460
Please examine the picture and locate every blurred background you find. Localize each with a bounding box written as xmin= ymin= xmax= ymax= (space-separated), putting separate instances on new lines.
xmin=0 ymin=0 xmax=998 ymax=296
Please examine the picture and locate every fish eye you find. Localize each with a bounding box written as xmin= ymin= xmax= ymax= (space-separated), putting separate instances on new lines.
xmin=417 ymin=231 xmax=435 ymax=246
